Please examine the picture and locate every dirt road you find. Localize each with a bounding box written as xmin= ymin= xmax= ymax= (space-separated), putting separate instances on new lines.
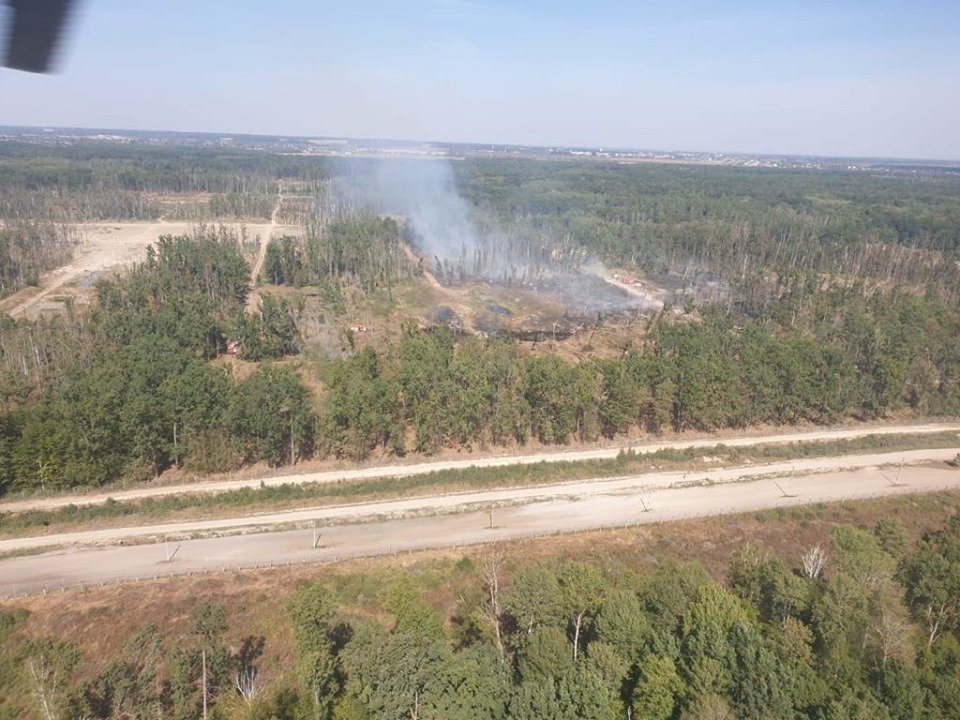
xmin=2 ymin=452 xmax=957 ymax=596
xmin=3 ymin=445 xmax=955 ymax=552
xmin=3 ymin=422 xmax=957 ymax=514
xmin=245 ymin=185 xmax=283 ymax=314
xmin=399 ymin=236 xmax=443 ymax=290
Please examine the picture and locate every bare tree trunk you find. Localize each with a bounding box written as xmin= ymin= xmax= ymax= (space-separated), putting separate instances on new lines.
xmin=572 ymin=610 xmax=586 ymax=662
xmin=26 ymin=658 xmax=58 ymax=720
xmin=201 ymin=648 xmax=208 ymax=720
xmin=925 ymin=603 xmax=950 ymax=649
xmin=482 ymin=551 xmax=506 ymax=662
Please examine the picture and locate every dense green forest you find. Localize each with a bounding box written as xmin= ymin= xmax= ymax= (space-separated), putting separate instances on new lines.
xmin=3 ymin=513 xmax=960 ymax=719
xmin=264 ymin=215 xmax=414 ymax=293
xmin=0 ymin=231 xmax=306 ymax=489
xmin=319 ymin=289 xmax=960 ymax=459
xmin=3 ymin=229 xmax=959 ymax=492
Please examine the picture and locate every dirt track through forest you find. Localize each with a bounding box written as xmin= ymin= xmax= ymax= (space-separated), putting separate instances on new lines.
xmin=3 ymin=422 xmax=957 ymax=514
xmin=245 ymin=185 xmax=283 ymax=313
xmin=399 ymin=236 xmax=443 ymax=290
xmin=1 ymin=449 xmax=958 ymax=595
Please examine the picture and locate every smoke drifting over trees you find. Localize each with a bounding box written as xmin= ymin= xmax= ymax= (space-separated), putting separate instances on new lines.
xmin=343 ymin=160 xmax=484 ymax=271
xmin=331 ymin=158 xmax=648 ymax=311
xmin=332 ymin=159 xmax=496 ymax=277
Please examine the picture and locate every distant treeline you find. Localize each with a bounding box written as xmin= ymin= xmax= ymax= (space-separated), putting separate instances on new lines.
xmin=0 ymin=142 xmax=331 ymax=220
xmin=4 ymin=512 xmax=960 ymax=719
xmin=457 ymin=160 xmax=960 ymax=301
xmin=3 ymin=233 xmax=959 ymax=493
xmin=0 ymin=141 xmax=330 ymax=191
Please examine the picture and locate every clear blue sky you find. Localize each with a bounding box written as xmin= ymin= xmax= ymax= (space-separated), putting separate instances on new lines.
xmin=2 ymin=0 xmax=958 ymax=158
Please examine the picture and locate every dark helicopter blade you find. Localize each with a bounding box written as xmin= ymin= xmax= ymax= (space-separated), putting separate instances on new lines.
xmin=4 ymin=0 xmax=75 ymax=73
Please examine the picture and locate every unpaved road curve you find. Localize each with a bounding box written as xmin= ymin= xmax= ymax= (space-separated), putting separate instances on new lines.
xmin=3 ymin=422 xmax=958 ymax=514
xmin=2 ymin=455 xmax=958 ymax=596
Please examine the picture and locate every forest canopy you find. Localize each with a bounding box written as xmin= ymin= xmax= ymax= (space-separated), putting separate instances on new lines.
xmin=2 ymin=143 xmax=960 ymax=495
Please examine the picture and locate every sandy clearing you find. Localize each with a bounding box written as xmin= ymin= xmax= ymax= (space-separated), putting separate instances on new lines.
xmin=1 ymin=456 xmax=957 ymax=596
xmin=599 ymin=274 xmax=665 ymax=310
xmin=3 ymin=219 xmax=299 ymax=319
xmin=3 ymin=422 xmax=958 ymax=514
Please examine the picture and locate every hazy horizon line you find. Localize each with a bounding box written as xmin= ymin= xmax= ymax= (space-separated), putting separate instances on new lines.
xmin=2 ymin=122 xmax=959 ymax=166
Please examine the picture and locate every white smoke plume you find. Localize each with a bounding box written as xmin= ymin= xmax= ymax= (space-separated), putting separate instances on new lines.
xmin=331 ymin=157 xmax=653 ymax=312
xmin=332 ymin=157 xmax=537 ymax=282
